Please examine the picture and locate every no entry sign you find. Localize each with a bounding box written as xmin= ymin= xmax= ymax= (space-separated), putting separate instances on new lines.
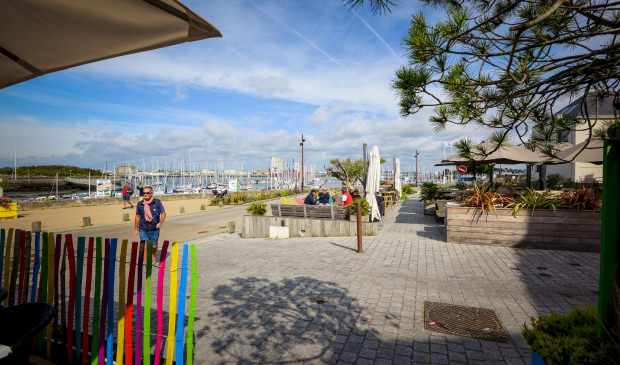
xmin=457 ymin=165 xmax=467 ymax=174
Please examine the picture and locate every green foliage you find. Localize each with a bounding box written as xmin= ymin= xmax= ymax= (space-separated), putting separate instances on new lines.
xmin=0 ymin=178 xmax=8 ymax=190
xmin=547 ymin=173 xmax=563 ymax=190
xmin=522 ymin=306 xmax=617 ymax=364
xmin=0 ymin=165 xmax=102 ymax=177
xmin=460 ymin=183 xmax=514 ymax=215
xmin=325 ymin=158 xmax=364 ymax=188
xmin=454 ymin=182 xmax=468 ymax=190
xmin=400 ymin=192 xmax=408 ymax=200
xmin=209 ymin=189 xmax=296 ymax=206
xmin=402 ymin=184 xmax=415 ymax=194
xmin=420 ymin=182 xmax=439 ymax=203
xmin=507 ymin=188 xmax=564 ymax=215
xmin=348 ymin=198 xmax=370 ymax=216
xmin=246 ymin=202 xmax=267 ymax=216
xmin=325 ymin=157 xmax=385 ymax=188
xmin=560 ymin=186 xmax=602 ymax=211
xmin=371 ymin=0 xmax=618 ymax=158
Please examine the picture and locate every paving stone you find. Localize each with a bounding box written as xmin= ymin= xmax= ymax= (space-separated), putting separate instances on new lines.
xmin=359 ymin=348 xmax=376 ymax=359
xmin=430 ymin=352 xmax=450 ymax=364
xmin=376 ymin=347 xmax=394 ymax=359
xmin=182 ymin=200 xmax=599 ymax=365
xmin=362 ymin=339 xmax=380 ymax=349
xmin=374 ymin=358 xmax=394 ymax=365
xmin=339 ymin=351 xmax=357 ymax=363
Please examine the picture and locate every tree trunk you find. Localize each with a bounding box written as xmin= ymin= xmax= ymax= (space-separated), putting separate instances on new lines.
xmin=526 ymin=165 xmax=532 ymax=189
xmin=538 ymin=164 xmax=547 ymax=190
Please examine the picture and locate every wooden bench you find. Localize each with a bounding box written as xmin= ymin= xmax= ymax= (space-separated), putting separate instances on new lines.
xmin=435 ymin=200 xmax=451 ymax=222
xmin=270 ymin=204 xmax=349 ymax=220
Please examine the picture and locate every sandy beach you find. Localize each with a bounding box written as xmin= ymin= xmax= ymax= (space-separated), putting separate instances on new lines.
xmin=0 ymin=197 xmax=218 ymax=233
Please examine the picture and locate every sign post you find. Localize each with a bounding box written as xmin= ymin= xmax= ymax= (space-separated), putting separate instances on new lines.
xmin=457 ymin=165 xmax=467 ymax=184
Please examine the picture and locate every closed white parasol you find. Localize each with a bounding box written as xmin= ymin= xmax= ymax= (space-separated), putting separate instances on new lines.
xmin=365 ymin=146 xmax=381 ymax=221
xmin=394 ymin=158 xmax=402 ymax=198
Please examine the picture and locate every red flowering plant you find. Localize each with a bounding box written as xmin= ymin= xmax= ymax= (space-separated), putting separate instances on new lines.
xmin=0 ymin=197 xmax=13 ymax=209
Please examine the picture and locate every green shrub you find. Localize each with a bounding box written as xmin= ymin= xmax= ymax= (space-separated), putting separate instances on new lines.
xmin=420 ymin=182 xmax=439 ymax=203
xmin=455 ymin=182 xmax=468 ymax=190
xmin=522 ymin=306 xmax=617 ymax=364
xmin=348 ymin=198 xmax=369 ymax=216
xmin=402 ymin=184 xmax=415 ymax=194
xmin=209 ymin=197 xmax=222 ymax=206
xmin=246 ymin=202 xmax=267 ymax=216
xmin=547 ymin=173 xmax=563 ymax=190
xmin=400 ymin=192 xmax=408 ymax=200
xmin=507 ymin=188 xmax=564 ymax=215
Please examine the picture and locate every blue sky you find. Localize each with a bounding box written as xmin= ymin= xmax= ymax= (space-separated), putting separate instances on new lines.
xmin=0 ymin=0 xmax=485 ymax=172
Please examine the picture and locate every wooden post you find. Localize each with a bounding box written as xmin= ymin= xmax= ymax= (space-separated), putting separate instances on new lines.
xmin=82 ymin=216 xmax=92 ymax=227
xmin=227 ymin=221 xmax=236 ymax=234
xmin=32 ymin=221 xmax=42 ymax=232
xmin=180 ymin=206 xmax=185 ymax=214
xmin=200 ymin=203 xmax=206 ymax=210
xmin=356 ymin=201 xmax=363 ymax=253
xmin=122 ymin=213 xmax=130 ymax=221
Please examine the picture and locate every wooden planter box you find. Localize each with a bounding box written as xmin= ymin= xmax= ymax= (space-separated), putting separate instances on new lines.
xmin=445 ymin=206 xmax=601 ymax=252
xmin=0 ymin=202 xmax=17 ymax=219
xmin=242 ymin=215 xmax=378 ymax=238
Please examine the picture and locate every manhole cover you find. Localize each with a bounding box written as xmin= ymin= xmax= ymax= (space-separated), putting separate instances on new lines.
xmin=424 ymin=301 xmax=509 ymax=343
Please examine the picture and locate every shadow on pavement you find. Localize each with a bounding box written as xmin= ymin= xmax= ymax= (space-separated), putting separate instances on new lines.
xmin=201 ymin=276 xmax=398 ymax=364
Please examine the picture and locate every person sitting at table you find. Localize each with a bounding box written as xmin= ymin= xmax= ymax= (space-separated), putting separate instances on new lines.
xmin=341 ymin=186 xmax=353 ymax=206
xmin=304 ymin=189 xmax=318 ymax=205
xmin=318 ymin=188 xmax=331 ymax=205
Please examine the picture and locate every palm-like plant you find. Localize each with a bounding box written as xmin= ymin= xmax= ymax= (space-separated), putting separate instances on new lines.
xmin=507 ymin=188 xmax=564 ymax=216
xmin=460 ymin=182 xmax=514 ymax=214
xmin=560 ymin=186 xmax=602 ymax=211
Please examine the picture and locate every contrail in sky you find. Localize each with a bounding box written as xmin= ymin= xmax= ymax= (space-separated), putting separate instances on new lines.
xmin=351 ymin=11 xmax=402 ymax=62
xmin=248 ymin=1 xmax=345 ymax=70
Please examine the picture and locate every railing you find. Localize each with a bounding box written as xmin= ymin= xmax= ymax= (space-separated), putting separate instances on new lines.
xmin=0 ymin=228 xmax=198 ymax=365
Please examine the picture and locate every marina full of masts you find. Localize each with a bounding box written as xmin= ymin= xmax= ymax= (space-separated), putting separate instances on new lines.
xmin=54 ymin=160 xmax=333 ymax=200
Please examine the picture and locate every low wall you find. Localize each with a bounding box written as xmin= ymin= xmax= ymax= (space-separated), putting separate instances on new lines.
xmin=17 ymin=193 xmax=212 ymax=210
xmin=242 ymin=215 xmax=378 ymax=238
xmin=445 ymin=207 xmax=601 ymax=252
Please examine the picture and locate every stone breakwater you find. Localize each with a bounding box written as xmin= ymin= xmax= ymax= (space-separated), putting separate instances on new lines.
xmin=17 ymin=193 xmax=213 ymax=210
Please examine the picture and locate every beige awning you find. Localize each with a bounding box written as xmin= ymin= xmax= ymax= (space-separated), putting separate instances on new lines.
xmin=434 ymin=138 xmax=548 ymax=166
xmin=556 ymin=138 xmax=604 ymax=164
xmin=0 ymin=0 xmax=222 ymax=89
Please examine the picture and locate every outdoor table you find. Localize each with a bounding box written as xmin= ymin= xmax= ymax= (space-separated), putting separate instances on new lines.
xmin=0 ymin=303 xmax=54 ymax=365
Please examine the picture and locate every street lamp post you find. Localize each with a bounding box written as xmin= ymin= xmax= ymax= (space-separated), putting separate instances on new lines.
xmin=300 ymin=134 xmax=306 ymax=191
xmin=415 ymin=150 xmax=419 ymax=185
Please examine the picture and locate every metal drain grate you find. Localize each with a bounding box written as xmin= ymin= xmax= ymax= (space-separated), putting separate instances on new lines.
xmin=424 ymin=301 xmax=510 ymax=343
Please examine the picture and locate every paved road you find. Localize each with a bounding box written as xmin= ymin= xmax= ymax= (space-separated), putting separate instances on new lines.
xmin=186 ymin=199 xmax=599 ymax=364
xmin=58 ymin=197 xmax=283 ymax=243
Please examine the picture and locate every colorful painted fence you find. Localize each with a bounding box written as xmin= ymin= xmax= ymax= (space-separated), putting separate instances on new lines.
xmin=0 ymin=228 xmax=198 ymax=365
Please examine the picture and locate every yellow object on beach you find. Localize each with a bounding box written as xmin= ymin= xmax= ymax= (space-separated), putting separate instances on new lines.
xmin=280 ymin=197 xmax=299 ymax=205
xmin=0 ymin=202 xmax=17 ymax=219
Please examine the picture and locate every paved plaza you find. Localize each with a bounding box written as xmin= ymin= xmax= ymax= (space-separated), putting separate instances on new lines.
xmin=187 ymin=200 xmax=600 ymax=364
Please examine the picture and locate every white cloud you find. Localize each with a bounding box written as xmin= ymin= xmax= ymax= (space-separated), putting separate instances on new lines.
xmin=308 ymin=104 xmax=349 ymax=126
xmin=245 ymin=75 xmax=291 ymax=96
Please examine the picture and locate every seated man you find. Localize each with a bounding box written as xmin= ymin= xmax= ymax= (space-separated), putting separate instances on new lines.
xmin=304 ymin=189 xmax=318 ymax=205
xmin=318 ymin=188 xmax=330 ymax=205
xmin=341 ymin=186 xmax=353 ymax=206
